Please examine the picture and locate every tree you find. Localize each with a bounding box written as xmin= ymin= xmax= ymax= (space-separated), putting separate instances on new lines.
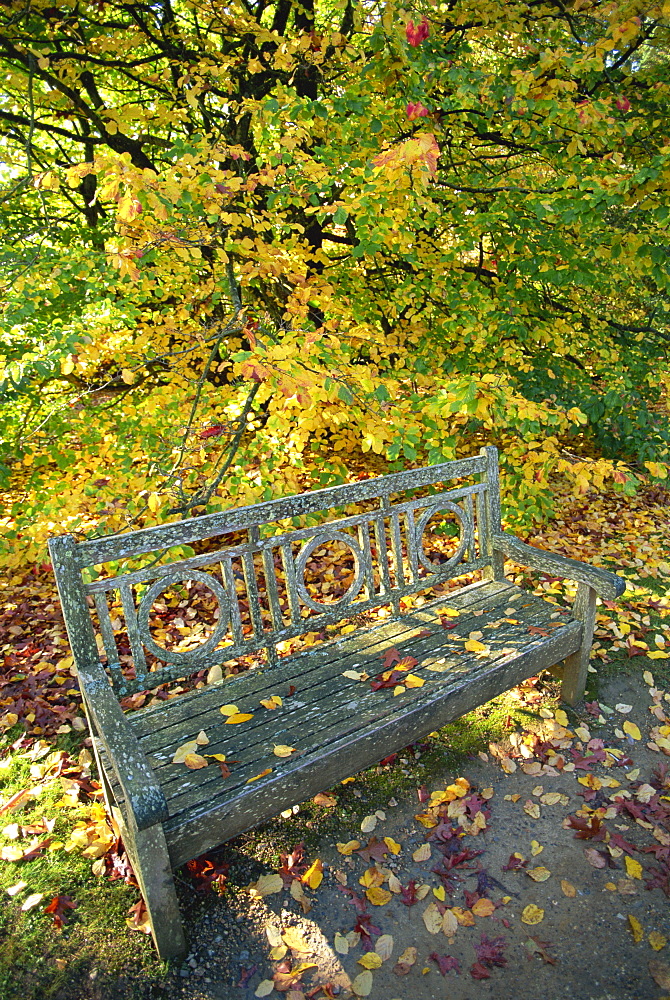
xmin=1 ymin=0 xmax=669 ymax=565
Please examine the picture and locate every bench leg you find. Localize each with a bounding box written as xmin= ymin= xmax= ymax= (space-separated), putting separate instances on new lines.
xmin=561 ymin=582 xmax=597 ymax=706
xmin=123 ymin=817 xmax=187 ymax=961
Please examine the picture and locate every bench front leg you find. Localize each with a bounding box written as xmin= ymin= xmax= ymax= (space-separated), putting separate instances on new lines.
xmin=120 ymin=810 xmax=187 ymax=961
xmin=561 ymin=581 xmax=597 ymax=705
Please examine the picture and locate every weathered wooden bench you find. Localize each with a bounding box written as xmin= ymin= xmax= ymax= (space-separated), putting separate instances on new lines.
xmin=49 ymin=446 xmax=625 ymax=959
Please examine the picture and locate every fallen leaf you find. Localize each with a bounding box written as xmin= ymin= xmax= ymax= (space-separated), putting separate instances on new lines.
xmin=334 ymin=932 xmax=349 ymax=954
xmin=527 ymin=867 xmax=551 ymax=883
xmin=260 ymin=695 xmax=282 ymax=709
xmin=313 ymin=793 xmax=337 ymax=808
xmin=521 ymin=904 xmax=544 ymax=925
xmin=524 ymin=800 xmax=540 ymax=819
xmin=561 ymin=880 xmax=576 ymax=897
xmin=195 ymin=730 xmax=209 ymax=745
xmin=412 ymin=843 xmax=431 ymax=862
xmin=282 ymin=928 xmax=311 ymax=953
xmin=246 ymin=768 xmax=272 ymax=782
xmin=301 ymin=859 xmax=323 ymax=890
xmin=472 ymin=898 xmax=495 ymax=917
xmin=422 ymin=902 xmax=443 ymax=934
xmin=20 ymin=892 xmax=44 ymax=911
xmin=649 ymin=931 xmax=667 ymax=952
xmin=649 ymin=960 xmax=670 ymax=989
xmin=255 ymin=981 xmax=275 ymax=998
xmin=358 ymin=953 xmax=382 ymax=970
xmin=360 ymin=815 xmax=378 ymax=833
xmin=225 ymin=712 xmax=254 ymax=724
xmin=584 ymin=848 xmax=607 ymax=868
xmin=442 ymin=909 xmax=458 ymax=937
xmin=351 ymin=970 xmax=373 ymax=996
xmin=273 ymin=745 xmax=297 ymax=758
xmin=375 ymin=934 xmax=394 ymax=961
xmin=366 ymin=887 xmax=391 ymax=906
xmin=6 ymin=880 xmax=27 ymax=896
xmin=250 ymin=873 xmax=283 ymax=897
xmin=623 ymin=720 xmax=641 ymax=740
xmin=629 ymin=914 xmax=644 ymax=943
xmin=290 ymin=879 xmax=311 ymax=913
xmin=393 ymin=946 xmax=417 ymax=976
xmin=625 ymin=856 xmax=643 ymax=880
xmin=336 ymin=841 xmax=360 ymax=855
xmin=183 ymin=753 xmax=209 ymax=769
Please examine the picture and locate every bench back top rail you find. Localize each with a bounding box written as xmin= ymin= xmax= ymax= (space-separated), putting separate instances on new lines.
xmin=50 ymin=447 xmax=503 ymax=698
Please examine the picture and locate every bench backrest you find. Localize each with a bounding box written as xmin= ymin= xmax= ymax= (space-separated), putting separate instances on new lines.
xmin=49 ymin=446 xmax=503 ymax=699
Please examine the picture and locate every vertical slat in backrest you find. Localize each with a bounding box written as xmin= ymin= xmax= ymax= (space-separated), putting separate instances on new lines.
xmin=50 ymin=447 xmax=503 ymax=699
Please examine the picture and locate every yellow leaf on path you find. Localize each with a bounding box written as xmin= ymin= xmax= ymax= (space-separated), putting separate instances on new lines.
xmin=273 ymin=745 xmax=296 ymax=757
xmin=366 ymin=887 xmax=391 ymax=906
xmin=623 ymin=720 xmax=641 ymax=740
xmin=302 ymin=859 xmax=323 ymax=889
xmin=351 ymin=970 xmax=373 ymax=996
xmin=472 ymin=897 xmax=495 ymax=917
xmin=625 ymin=856 xmax=643 ymax=880
xmin=334 ymin=932 xmax=349 ymax=954
xmin=422 ymin=902 xmax=444 ymax=934
xmin=629 ymin=914 xmax=644 ymax=943
xmin=207 ymin=753 xmax=227 ymax=762
xmin=554 ymin=709 xmax=569 ymax=727
xmin=648 ymin=960 xmax=670 ymax=989
xmin=433 ymin=885 xmax=446 ymax=901
xmin=225 ymin=713 xmax=254 ymax=724
xmin=360 ymin=815 xmax=378 ymax=833
xmin=412 ymin=843 xmax=431 ymax=862
xmin=183 ymin=753 xmax=209 ymax=769
xmin=246 ymin=768 xmax=272 ymax=782
xmin=375 ymin=934 xmax=394 ymax=961
xmin=531 ymin=840 xmax=544 ymax=855
xmin=358 ymin=952 xmax=382 ymax=969
xmin=561 ymin=880 xmax=576 ymax=897
xmin=438 ymin=607 xmax=460 ymax=617
xmin=383 ymin=837 xmax=401 ymax=854
xmin=195 ymin=731 xmax=209 ymax=745
xmin=250 ymin=873 xmax=283 ymax=897
xmin=649 ymin=931 xmax=667 ymax=951
xmin=220 ymin=704 xmax=239 ymax=716
xmin=282 ymin=927 xmax=311 ymax=952
xmin=342 ymin=670 xmax=368 ymax=681
xmin=464 ymin=639 xmax=488 ymax=652
xmin=646 ymin=651 xmax=667 ymax=659
xmin=527 ymin=867 xmax=551 ymax=882
xmin=452 ymin=906 xmax=475 ymax=926
xmin=524 ymin=800 xmax=540 ymax=819
xmin=260 ymin=695 xmax=282 ymax=709
xmin=521 ymin=904 xmax=544 ymax=925
xmin=290 ymin=879 xmax=311 ymax=913
xmin=336 ymin=840 xmax=360 ymax=855
xmin=255 ymin=981 xmax=275 ymax=998
xmin=442 ymin=909 xmax=458 ymax=937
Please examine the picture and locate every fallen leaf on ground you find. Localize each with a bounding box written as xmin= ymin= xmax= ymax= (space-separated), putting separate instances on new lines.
xmin=521 ymin=904 xmax=544 ymax=925
xmin=394 ymin=946 xmax=418 ymax=976
xmin=250 ymin=873 xmax=283 ymax=897
xmin=625 ymin=856 xmax=643 ymax=880
xmin=302 ymin=859 xmax=323 ymax=889
xmin=629 ymin=915 xmax=644 ymax=943
xmin=649 ymin=960 xmax=670 ymax=989
xmin=273 ymin=745 xmax=297 ymax=757
xmin=375 ymin=934 xmax=394 ymax=961
xmin=351 ymin=970 xmax=373 ymax=996
xmin=527 ymin=867 xmax=551 ymax=882
xmin=561 ymin=880 xmax=576 ymax=897
xmin=358 ymin=953 xmax=382 ymax=970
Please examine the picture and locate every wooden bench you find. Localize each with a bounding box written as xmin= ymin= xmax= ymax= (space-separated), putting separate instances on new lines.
xmin=49 ymin=446 xmax=625 ymax=959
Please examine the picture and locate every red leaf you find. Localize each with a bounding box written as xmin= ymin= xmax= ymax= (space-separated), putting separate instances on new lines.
xmin=200 ymin=424 xmax=225 ymax=439
xmin=430 ymin=952 xmax=461 ymax=975
xmin=470 ymin=961 xmax=492 ymax=980
xmin=44 ymin=895 xmax=77 ymax=929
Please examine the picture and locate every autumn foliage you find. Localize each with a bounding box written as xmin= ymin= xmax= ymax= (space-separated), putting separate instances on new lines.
xmin=0 ymin=0 xmax=669 ymax=562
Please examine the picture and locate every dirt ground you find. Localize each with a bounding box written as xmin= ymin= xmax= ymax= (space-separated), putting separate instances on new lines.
xmin=139 ymin=671 xmax=670 ymax=1000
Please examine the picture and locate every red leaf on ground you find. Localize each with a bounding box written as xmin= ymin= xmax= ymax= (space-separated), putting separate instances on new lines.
xmin=44 ymin=895 xmax=77 ymax=929
xmin=566 ymin=814 xmax=603 ymax=839
xmin=430 ymin=952 xmax=461 ymax=975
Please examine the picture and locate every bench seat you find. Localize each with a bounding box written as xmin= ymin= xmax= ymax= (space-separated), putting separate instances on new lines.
xmin=125 ymin=578 xmax=580 ymax=867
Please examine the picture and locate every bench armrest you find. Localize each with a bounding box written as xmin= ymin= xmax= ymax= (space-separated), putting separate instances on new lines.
xmin=78 ymin=659 xmax=169 ymax=831
xmin=492 ymin=532 xmax=626 ymax=601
